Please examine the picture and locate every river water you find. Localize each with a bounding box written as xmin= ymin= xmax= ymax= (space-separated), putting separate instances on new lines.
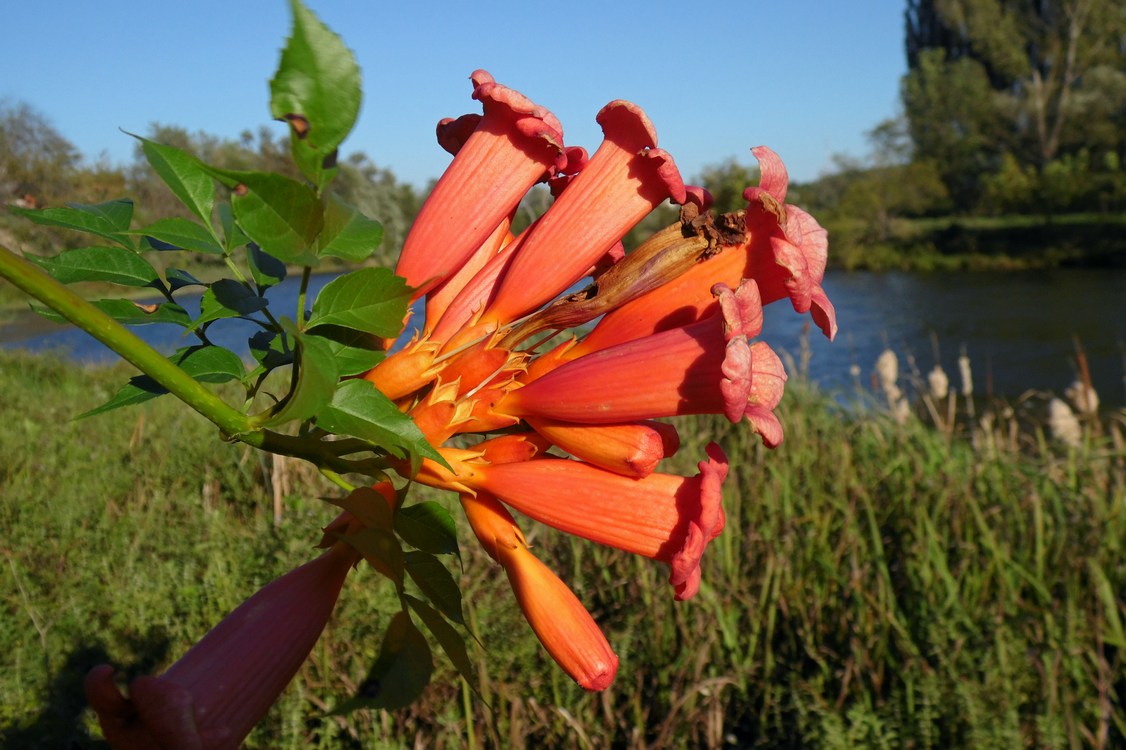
xmin=3 ymin=268 xmax=1124 ymax=408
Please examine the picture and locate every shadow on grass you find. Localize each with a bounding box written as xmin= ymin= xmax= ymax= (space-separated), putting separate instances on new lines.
xmin=1 ymin=632 xmax=173 ymax=749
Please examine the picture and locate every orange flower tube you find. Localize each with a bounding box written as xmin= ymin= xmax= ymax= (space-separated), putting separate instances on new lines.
xmin=469 ymin=443 xmax=728 ymax=600
xmin=394 ymin=70 xmax=565 ymax=296
xmin=461 ymin=492 xmax=618 ymax=690
xmin=482 ymin=100 xmax=686 ymax=325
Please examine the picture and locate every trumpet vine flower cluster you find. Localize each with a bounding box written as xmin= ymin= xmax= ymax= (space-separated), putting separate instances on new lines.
xmin=84 ymin=68 xmax=837 ymax=745
xmin=369 ymin=70 xmax=837 ymax=689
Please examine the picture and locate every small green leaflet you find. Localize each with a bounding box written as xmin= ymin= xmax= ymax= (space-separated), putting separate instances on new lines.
xmin=308 ymin=324 xmax=384 ymax=377
xmin=27 ymin=247 xmax=160 ymax=288
xmin=204 ymin=167 xmax=323 ymax=265
xmin=80 ymin=345 xmax=246 ymax=418
xmin=315 ymin=379 xmax=444 ymax=468
xmin=405 ymin=595 xmax=475 ymax=688
xmin=307 ymin=267 xmax=410 ymax=337
xmin=166 ymin=267 xmax=206 ymax=292
xmin=260 ymin=322 xmax=338 ymax=427
xmin=270 ymin=0 xmax=361 ymax=190
xmin=405 ymin=551 xmax=464 ymax=625
xmin=395 ymin=502 xmax=460 ymax=558
xmin=247 ymin=244 xmax=287 ymax=288
xmin=11 ymin=199 xmax=135 ymax=250
xmin=324 ymin=486 xmax=393 ymax=532
xmin=346 ymin=527 xmax=405 ymax=587
xmin=191 ymin=279 xmax=269 ymax=331
xmin=139 ymin=217 xmax=224 ymax=255
xmin=317 ymin=196 xmax=383 ymax=262
xmin=34 ymin=298 xmax=192 ymax=327
xmin=134 ymin=134 xmax=217 ymax=225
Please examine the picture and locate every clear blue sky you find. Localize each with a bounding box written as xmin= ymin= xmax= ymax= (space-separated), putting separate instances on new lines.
xmin=1 ymin=1 xmax=908 ymax=188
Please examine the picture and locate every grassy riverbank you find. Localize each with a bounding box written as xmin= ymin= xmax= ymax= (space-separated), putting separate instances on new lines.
xmin=1 ymin=349 xmax=1124 ymax=748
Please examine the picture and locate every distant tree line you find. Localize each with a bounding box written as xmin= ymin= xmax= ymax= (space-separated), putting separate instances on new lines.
xmin=903 ymin=0 xmax=1126 ymax=215
xmin=0 ymin=100 xmax=421 ymax=267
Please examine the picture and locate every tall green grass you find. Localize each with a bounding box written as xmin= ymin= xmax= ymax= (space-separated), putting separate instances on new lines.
xmin=1 ymin=349 xmax=1123 ymax=748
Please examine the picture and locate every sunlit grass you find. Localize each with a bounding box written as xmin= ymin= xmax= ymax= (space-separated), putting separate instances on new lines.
xmin=1 ymin=349 xmax=1123 ymax=748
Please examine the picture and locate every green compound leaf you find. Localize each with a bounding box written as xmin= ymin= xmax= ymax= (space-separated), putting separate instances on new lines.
xmin=35 ymin=298 xmax=192 ymax=327
xmin=261 ymin=321 xmax=338 ymax=427
xmin=139 ymin=217 xmax=225 ymax=255
xmin=134 ymin=135 xmax=217 ymax=225
xmin=339 ymin=611 xmax=432 ymax=713
xmin=315 ymin=379 xmax=444 ymax=468
xmin=405 ymin=594 xmax=475 ymax=687
xmin=11 ymin=199 xmax=135 ymax=249
xmin=317 ymin=196 xmax=383 ymax=262
xmin=205 ymin=168 xmax=323 ymax=265
xmin=80 ymin=345 xmax=246 ymax=418
xmin=270 ymin=0 xmax=361 ymax=190
xmin=405 ymin=551 xmax=464 ymax=626
xmin=395 ymin=502 xmax=459 ymax=558
xmin=27 ymin=246 xmax=160 ymax=288
xmin=307 ymin=267 xmax=410 ymax=337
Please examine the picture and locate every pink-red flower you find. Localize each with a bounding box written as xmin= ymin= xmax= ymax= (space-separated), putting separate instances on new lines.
xmin=86 ymin=543 xmax=359 ymax=750
xmin=394 ymin=70 xmax=567 ymax=297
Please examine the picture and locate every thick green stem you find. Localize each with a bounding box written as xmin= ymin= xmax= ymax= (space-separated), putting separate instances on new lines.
xmin=0 ymin=243 xmax=255 ymax=439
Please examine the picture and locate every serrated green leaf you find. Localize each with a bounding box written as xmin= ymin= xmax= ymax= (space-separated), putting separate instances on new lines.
xmin=311 ymin=324 xmax=384 ymax=377
xmin=134 ymin=135 xmax=216 ymax=224
xmin=79 ymin=345 xmax=245 ymax=418
xmin=208 ymin=170 xmax=322 ymax=265
xmin=315 ymin=379 xmax=443 ymax=468
xmin=247 ymin=244 xmax=287 ymax=288
xmin=11 ymin=199 xmax=135 ymax=249
xmin=261 ymin=322 xmax=338 ymax=426
xmin=27 ymin=247 xmax=160 ymax=287
xmin=340 ymin=611 xmax=431 ymax=712
xmin=191 ymin=279 xmax=269 ymax=331
xmin=396 ymin=502 xmax=459 ymax=557
xmin=35 ymin=298 xmax=192 ymax=327
xmin=405 ymin=551 xmax=464 ymax=625
xmin=405 ymin=594 xmax=475 ymax=686
xmin=317 ymin=196 xmax=383 ymax=262
xmin=270 ymin=0 xmax=361 ymax=190
xmin=139 ymin=217 xmax=224 ymax=255
xmin=307 ymin=267 xmax=410 ymax=336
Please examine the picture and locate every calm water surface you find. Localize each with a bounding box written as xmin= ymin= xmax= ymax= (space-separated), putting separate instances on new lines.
xmin=3 ymin=268 xmax=1125 ymax=407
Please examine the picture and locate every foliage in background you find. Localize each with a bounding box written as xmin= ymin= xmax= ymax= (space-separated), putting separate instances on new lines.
xmin=2 ymin=348 xmax=1123 ymax=748
xmin=903 ymin=0 xmax=1126 ymax=214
